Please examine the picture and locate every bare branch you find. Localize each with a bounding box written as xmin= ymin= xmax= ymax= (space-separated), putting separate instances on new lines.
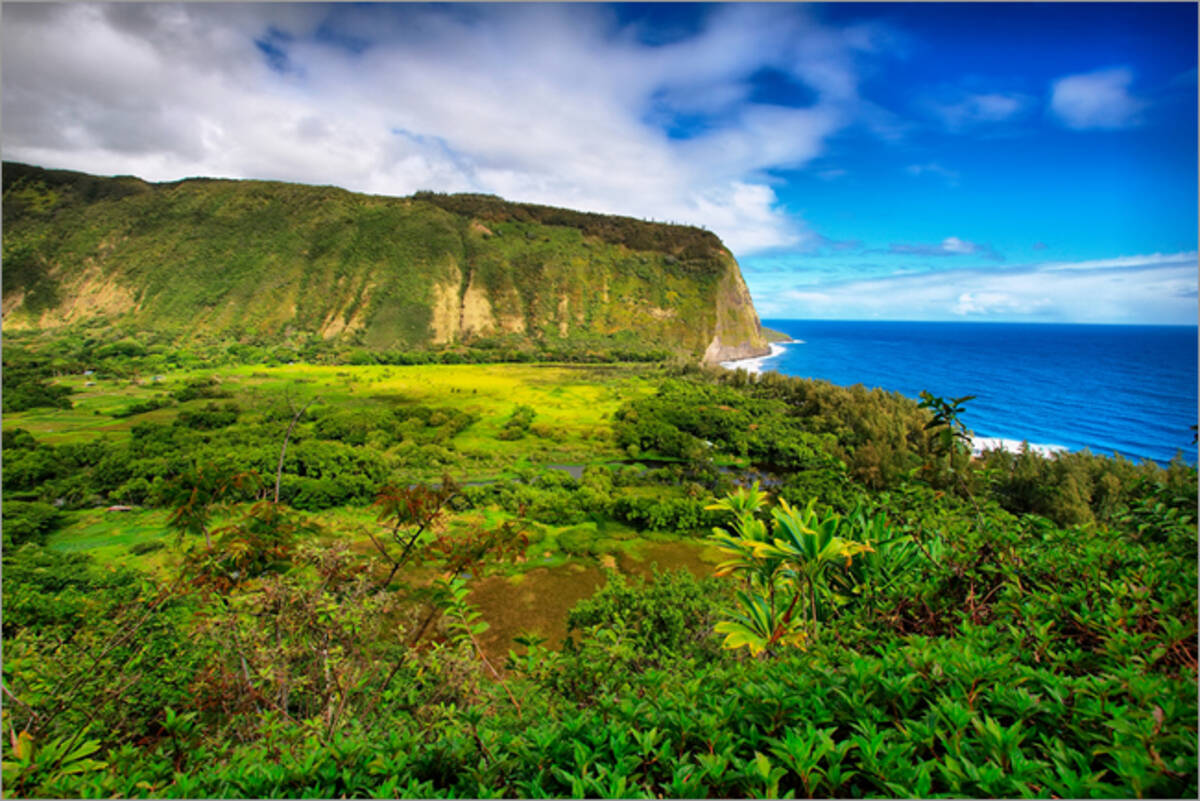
xmin=275 ymin=395 xmax=318 ymax=504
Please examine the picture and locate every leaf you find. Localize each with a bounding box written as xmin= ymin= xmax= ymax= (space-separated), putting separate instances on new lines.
xmin=58 ymin=757 xmax=108 ymax=776
xmin=11 ymin=731 xmax=34 ymax=763
xmin=714 ymin=621 xmax=767 ymax=656
xmin=754 ymin=751 xmax=772 ymax=781
xmin=61 ymin=739 xmax=102 ymax=765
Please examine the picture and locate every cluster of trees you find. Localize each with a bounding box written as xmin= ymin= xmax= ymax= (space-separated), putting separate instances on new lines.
xmin=1 ymin=396 xmax=480 ymax=519
xmin=412 ymin=191 xmax=727 ymax=267
xmin=2 ymin=329 xmax=1196 ymax=797
xmin=1 ymin=330 xmax=673 ymax=386
xmin=1 ymin=342 xmax=77 ymax=412
xmin=1 ymin=372 xmax=74 ymax=413
xmin=704 ymin=366 xmax=940 ymax=487
xmin=2 ymin=329 xmax=222 ymax=384
xmin=977 ymin=445 xmax=1195 ymax=527
xmin=495 ymin=405 xmax=537 ymax=441
xmin=3 ymin=460 xmax=1195 ymax=797
xmin=461 ymin=464 xmax=725 ymax=533
xmin=630 ymin=367 xmax=1197 ymax=529
xmin=614 ymin=378 xmax=843 ymax=471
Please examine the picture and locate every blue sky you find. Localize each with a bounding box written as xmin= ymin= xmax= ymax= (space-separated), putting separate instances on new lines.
xmin=3 ymin=2 xmax=1196 ymax=323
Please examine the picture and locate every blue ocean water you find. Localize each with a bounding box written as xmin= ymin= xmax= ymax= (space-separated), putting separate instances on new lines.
xmin=745 ymin=320 xmax=1198 ymax=466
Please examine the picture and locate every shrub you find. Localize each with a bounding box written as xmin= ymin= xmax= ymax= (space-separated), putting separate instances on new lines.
xmin=1 ymin=374 xmax=73 ymax=412
xmin=496 ymin=404 xmax=537 ymax=440
xmin=1 ymin=501 xmax=62 ymax=547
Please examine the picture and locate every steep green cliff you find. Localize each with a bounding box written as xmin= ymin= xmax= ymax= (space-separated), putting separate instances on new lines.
xmin=2 ymin=163 xmax=769 ymax=363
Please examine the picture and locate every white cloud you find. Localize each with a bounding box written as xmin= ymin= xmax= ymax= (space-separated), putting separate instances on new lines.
xmin=1050 ymin=67 xmax=1146 ymax=129
xmin=886 ymin=236 xmax=1001 ymax=260
xmin=0 ymin=3 xmax=887 ymax=256
xmin=925 ymin=90 xmax=1028 ymax=131
xmin=781 ymin=290 xmax=835 ymax=307
xmin=905 ymin=162 xmax=959 ymax=185
xmin=940 ymin=237 xmax=974 ymax=255
xmin=750 ymin=252 xmax=1198 ymax=324
xmin=1039 ymin=251 xmax=1197 ymax=272
xmin=952 ymin=291 xmax=1051 ymax=316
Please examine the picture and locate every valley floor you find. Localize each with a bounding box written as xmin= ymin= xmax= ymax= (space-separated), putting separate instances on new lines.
xmin=3 ymin=351 xmax=1196 ymax=798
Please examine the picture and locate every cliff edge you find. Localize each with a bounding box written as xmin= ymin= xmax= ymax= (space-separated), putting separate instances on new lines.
xmin=2 ymin=162 xmax=770 ymax=363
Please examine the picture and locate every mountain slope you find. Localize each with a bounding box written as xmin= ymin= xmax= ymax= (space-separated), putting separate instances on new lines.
xmin=1 ymin=162 xmax=769 ymax=362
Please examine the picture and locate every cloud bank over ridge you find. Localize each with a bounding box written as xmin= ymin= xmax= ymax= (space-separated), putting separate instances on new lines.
xmin=3 ymin=3 xmax=1194 ymax=325
xmin=1 ymin=3 xmax=887 ymax=255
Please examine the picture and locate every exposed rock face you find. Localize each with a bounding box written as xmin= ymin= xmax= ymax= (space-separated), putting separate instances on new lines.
xmin=701 ymin=256 xmax=770 ymax=364
xmin=429 ymin=269 xmax=463 ymax=345
xmin=703 ymin=335 xmax=770 ymax=364
xmin=1 ymin=259 xmax=138 ymax=328
xmin=459 ymin=271 xmax=497 ymax=339
xmin=2 ymin=162 xmax=771 ymax=363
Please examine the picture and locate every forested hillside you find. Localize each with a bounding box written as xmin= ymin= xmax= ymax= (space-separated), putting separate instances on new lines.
xmin=2 ymin=162 xmax=768 ymax=363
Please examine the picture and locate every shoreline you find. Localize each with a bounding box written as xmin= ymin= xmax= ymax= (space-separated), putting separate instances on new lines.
xmin=720 ymin=341 xmax=1073 ymax=459
xmin=970 ymin=436 xmax=1068 ymax=459
xmin=718 ymin=341 xmax=793 ymax=373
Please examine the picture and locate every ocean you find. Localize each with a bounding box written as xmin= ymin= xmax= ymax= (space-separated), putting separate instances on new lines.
xmin=728 ymin=320 xmax=1198 ymax=467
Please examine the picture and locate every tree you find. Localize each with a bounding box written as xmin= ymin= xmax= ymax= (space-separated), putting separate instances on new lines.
xmin=917 ymin=390 xmax=976 ymax=490
xmin=163 ymin=462 xmax=261 ymax=552
xmin=367 ymin=476 xmax=461 ymax=588
xmin=707 ymin=485 xmax=875 ymax=656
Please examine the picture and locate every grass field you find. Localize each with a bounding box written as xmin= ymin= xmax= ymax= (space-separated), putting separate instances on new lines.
xmin=20 ymin=360 xmax=717 ymax=661
xmin=8 ymin=362 xmax=658 ymax=463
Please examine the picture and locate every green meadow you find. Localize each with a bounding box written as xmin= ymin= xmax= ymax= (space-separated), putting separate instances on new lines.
xmin=3 ymin=336 xmax=1196 ymax=798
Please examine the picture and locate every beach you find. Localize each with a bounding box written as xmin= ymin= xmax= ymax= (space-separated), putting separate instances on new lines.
xmin=719 ymin=342 xmax=792 ymax=374
xmin=969 ymin=436 xmax=1068 ymax=458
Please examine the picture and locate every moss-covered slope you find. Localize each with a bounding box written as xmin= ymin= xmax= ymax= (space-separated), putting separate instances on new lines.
xmin=2 ymin=162 xmax=768 ymax=362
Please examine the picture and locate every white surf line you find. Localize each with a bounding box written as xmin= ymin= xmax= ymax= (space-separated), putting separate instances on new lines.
xmin=970 ymin=436 xmax=1069 ymax=458
xmin=719 ymin=341 xmax=794 ymax=374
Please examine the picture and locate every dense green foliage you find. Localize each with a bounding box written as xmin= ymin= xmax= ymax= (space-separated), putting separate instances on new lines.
xmin=2 ymin=337 xmax=1196 ymax=798
xmin=1 ymin=373 xmax=74 ymax=413
xmin=413 ymin=191 xmax=730 ymax=270
xmin=2 ymin=162 xmax=765 ymax=361
xmin=1 ymin=501 xmax=62 ymax=548
xmin=1 ymin=342 xmax=76 ymax=412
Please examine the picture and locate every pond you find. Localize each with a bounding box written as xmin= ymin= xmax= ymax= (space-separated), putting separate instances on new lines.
xmin=467 ymin=537 xmax=719 ymax=666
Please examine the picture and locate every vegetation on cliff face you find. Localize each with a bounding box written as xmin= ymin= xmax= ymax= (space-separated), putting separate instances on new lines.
xmin=2 ymin=163 xmax=767 ymax=363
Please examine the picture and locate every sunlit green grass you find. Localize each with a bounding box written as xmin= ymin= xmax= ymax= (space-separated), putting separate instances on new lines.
xmin=18 ymin=360 xmax=710 ymax=658
xmin=5 ymin=363 xmax=658 ymax=460
xmin=45 ymin=508 xmax=175 ymax=572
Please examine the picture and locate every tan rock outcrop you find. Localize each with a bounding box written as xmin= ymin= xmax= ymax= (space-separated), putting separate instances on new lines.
xmin=459 ymin=271 xmax=496 ymax=338
xmin=701 ymin=255 xmax=770 ymax=364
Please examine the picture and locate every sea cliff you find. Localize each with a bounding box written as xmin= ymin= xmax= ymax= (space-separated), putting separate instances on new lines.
xmin=2 ymin=163 xmax=770 ymax=363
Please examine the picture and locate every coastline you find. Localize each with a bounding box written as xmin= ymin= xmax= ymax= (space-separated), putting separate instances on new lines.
xmin=970 ymin=436 xmax=1068 ymax=459
xmin=751 ymin=319 xmax=1196 ymax=466
xmin=720 ymin=339 xmax=1072 ymax=459
xmin=719 ymin=341 xmax=793 ymax=374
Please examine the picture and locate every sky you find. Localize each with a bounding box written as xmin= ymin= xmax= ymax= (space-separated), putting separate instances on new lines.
xmin=3 ymin=2 xmax=1196 ymax=324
